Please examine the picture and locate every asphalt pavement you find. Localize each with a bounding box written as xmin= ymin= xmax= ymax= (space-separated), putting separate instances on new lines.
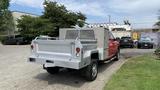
xmin=0 ymin=45 xmax=155 ymax=90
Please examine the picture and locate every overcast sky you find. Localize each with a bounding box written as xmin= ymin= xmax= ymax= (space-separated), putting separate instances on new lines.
xmin=10 ymin=0 xmax=160 ymax=29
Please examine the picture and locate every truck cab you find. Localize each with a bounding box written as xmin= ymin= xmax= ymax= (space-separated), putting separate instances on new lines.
xmin=28 ymin=27 xmax=120 ymax=81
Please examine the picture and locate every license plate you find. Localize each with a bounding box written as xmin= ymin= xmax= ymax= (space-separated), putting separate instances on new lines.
xmin=124 ymin=40 xmax=127 ymax=42
xmin=145 ymin=44 xmax=148 ymax=46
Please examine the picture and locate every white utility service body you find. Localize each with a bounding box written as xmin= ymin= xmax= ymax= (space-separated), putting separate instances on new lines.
xmin=28 ymin=27 xmax=119 ymax=81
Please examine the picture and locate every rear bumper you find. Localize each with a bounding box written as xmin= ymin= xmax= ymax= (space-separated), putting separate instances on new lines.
xmin=28 ymin=55 xmax=82 ymax=69
xmin=138 ymin=43 xmax=153 ymax=49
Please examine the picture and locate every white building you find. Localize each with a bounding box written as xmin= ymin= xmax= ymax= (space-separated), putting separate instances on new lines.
xmin=88 ymin=23 xmax=132 ymax=38
xmin=88 ymin=23 xmax=132 ymax=31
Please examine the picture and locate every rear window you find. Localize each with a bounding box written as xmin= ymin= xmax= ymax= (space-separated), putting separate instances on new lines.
xmin=65 ymin=30 xmax=95 ymax=40
xmin=140 ymin=37 xmax=152 ymax=42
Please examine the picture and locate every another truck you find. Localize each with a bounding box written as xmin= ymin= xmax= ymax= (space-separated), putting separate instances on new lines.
xmin=120 ymin=36 xmax=134 ymax=48
xmin=28 ymin=28 xmax=120 ymax=81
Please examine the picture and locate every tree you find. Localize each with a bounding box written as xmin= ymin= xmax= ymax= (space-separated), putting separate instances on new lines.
xmin=0 ymin=0 xmax=9 ymax=11
xmin=155 ymin=21 xmax=160 ymax=27
xmin=0 ymin=0 xmax=14 ymax=35
xmin=124 ymin=20 xmax=131 ymax=26
xmin=17 ymin=1 xmax=86 ymax=39
xmin=0 ymin=10 xmax=15 ymax=33
xmin=17 ymin=15 xmax=55 ymax=40
xmin=42 ymin=1 xmax=86 ymax=28
xmin=0 ymin=0 xmax=10 ymax=27
xmin=77 ymin=12 xmax=87 ymax=27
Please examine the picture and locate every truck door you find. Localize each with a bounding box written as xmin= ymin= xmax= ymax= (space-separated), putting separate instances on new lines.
xmin=108 ymin=32 xmax=117 ymax=57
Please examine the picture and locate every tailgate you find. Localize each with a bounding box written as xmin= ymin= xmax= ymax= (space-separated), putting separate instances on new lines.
xmin=33 ymin=40 xmax=75 ymax=59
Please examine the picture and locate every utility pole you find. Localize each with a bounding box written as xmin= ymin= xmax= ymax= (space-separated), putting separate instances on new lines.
xmin=108 ymin=15 xmax=111 ymax=25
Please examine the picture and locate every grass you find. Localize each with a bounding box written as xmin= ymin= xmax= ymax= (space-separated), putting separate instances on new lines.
xmin=104 ymin=54 xmax=160 ymax=90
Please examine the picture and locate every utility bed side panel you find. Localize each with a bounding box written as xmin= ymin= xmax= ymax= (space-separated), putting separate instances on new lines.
xmin=60 ymin=27 xmax=110 ymax=60
xmin=93 ymin=28 xmax=109 ymax=60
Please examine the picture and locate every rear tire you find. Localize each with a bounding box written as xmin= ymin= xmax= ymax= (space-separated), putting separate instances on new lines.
xmin=46 ymin=67 xmax=59 ymax=74
xmin=83 ymin=59 xmax=98 ymax=81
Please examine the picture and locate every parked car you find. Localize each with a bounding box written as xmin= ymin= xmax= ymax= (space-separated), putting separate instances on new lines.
xmin=1 ymin=35 xmax=30 ymax=45
xmin=137 ymin=37 xmax=154 ymax=49
xmin=120 ymin=36 xmax=134 ymax=48
xmin=28 ymin=28 xmax=120 ymax=81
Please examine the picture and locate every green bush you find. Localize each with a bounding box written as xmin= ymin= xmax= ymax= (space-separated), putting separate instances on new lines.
xmin=155 ymin=48 xmax=160 ymax=54
xmin=0 ymin=36 xmax=4 ymax=42
xmin=0 ymin=36 xmax=6 ymax=44
xmin=155 ymin=47 xmax=160 ymax=59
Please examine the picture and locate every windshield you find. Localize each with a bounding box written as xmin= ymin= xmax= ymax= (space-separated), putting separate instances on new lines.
xmin=65 ymin=30 xmax=95 ymax=40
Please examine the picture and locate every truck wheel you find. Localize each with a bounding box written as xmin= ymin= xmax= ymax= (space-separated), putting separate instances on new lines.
xmin=46 ymin=67 xmax=59 ymax=74
xmin=84 ymin=60 xmax=98 ymax=81
xmin=114 ymin=50 xmax=120 ymax=61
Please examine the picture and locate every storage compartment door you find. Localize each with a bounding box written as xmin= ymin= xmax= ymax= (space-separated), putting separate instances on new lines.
xmin=104 ymin=30 xmax=109 ymax=59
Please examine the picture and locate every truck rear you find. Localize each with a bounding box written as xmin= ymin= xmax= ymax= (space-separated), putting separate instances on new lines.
xmin=29 ymin=29 xmax=99 ymax=81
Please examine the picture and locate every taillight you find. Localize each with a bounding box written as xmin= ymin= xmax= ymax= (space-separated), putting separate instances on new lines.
xmin=76 ymin=47 xmax=80 ymax=53
xmin=31 ymin=45 xmax=34 ymax=50
xmin=76 ymin=47 xmax=80 ymax=57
